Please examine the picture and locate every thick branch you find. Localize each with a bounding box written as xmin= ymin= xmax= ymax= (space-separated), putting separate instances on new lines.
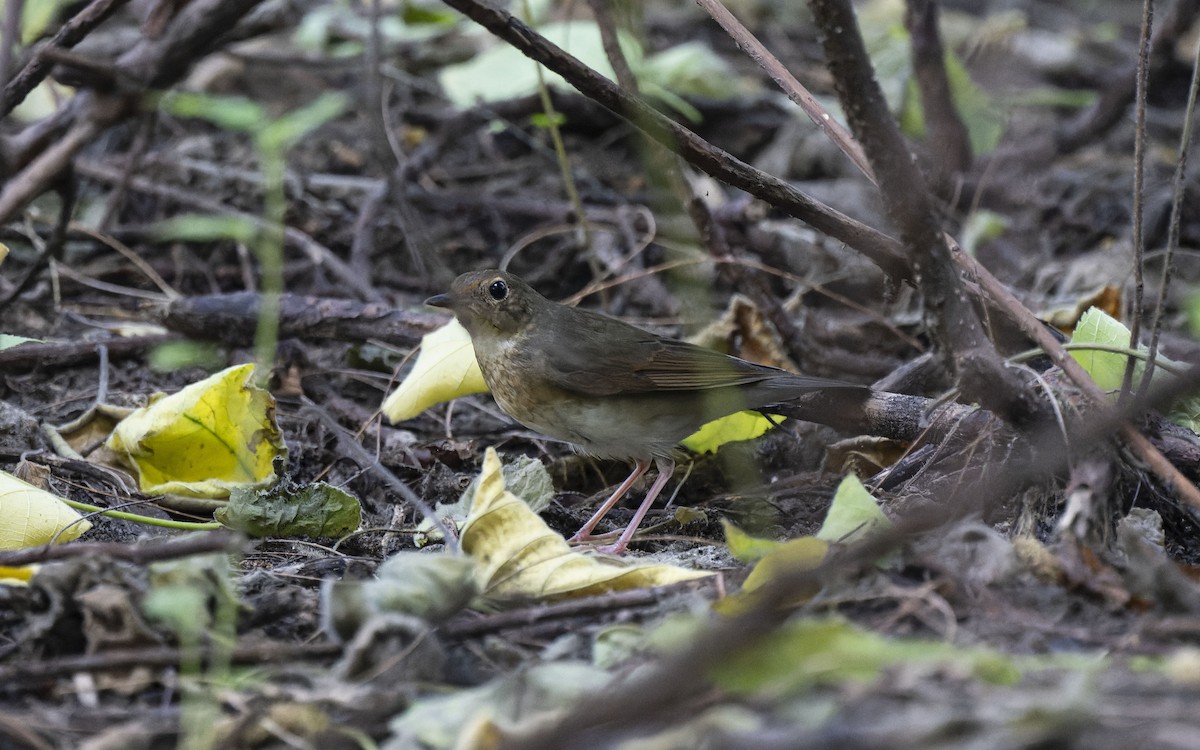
xmin=806 ymin=0 xmax=1043 ymax=428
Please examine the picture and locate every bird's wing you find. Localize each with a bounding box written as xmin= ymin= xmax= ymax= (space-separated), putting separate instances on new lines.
xmin=525 ymin=307 xmax=823 ymax=397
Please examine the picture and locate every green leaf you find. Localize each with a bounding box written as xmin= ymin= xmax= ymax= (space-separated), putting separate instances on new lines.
xmin=714 ymin=617 xmax=1020 ymax=695
xmin=258 ymin=93 xmax=348 ymax=153
xmin=143 ymin=554 xmax=238 ymax=640
xmin=1189 ymin=292 xmax=1200 ymax=339
xmin=438 ymin=21 xmax=640 ymax=107
xmin=402 ymin=5 xmax=459 ymax=25
xmin=961 ymin=210 xmax=1010 ymax=257
xmin=216 ymin=481 xmax=362 ymax=539
xmin=529 ymin=112 xmax=567 ymax=129
xmin=816 ymin=474 xmax=891 ymax=544
xmin=148 ymin=341 xmax=226 ymax=373
xmin=1071 ymin=307 xmax=1200 ymax=431
xmin=639 ymin=41 xmax=745 ymax=101
xmin=155 ymin=92 xmax=266 ymax=132
xmin=154 ymin=214 xmax=259 ymax=245
xmin=22 ymin=0 xmax=76 ymax=44
xmin=900 ymin=50 xmax=1004 ymax=155
xmin=721 ymin=519 xmax=784 ymax=563
xmin=1069 ymin=308 xmax=1139 ymax=391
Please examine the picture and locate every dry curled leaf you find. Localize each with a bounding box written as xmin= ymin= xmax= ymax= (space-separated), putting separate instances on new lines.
xmin=461 ymin=448 xmax=712 ymax=605
xmin=382 ymin=319 xmax=488 ymax=422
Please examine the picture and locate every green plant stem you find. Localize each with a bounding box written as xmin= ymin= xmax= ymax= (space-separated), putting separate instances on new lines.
xmin=254 ymin=144 xmax=285 ymax=381
xmin=1009 ymin=342 xmax=1189 ymax=378
xmin=522 ymin=0 xmax=590 ymax=250
xmin=63 ymin=498 xmax=223 ymax=530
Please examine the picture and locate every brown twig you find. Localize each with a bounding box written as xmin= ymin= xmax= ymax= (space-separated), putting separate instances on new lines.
xmin=0 ymin=530 xmax=240 ymax=567
xmin=74 ymin=158 xmax=385 ymax=302
xmin=149 ymin=292 xmax=444 ymax=347
xmin=0 ymin=0 xmax=267 ymax=226
xmin=1 ymin=0 xmax=131 ymax=116
xmin=441 ymin=579 xmax=717 ymax=639
xmin=693 ymin=0 xmax=875 ymax=183
xmin=0 ymin=333 xmax=179 ymax=371
xmin=436 ymin=0 xmax=909 ymax=281
xmin=1123 ymin=0 xmax=1155 ymax=401
xmin=806 ymin=0 xmax=1041 ymax=428
xmin=1141 ymin=22 xmax=1200 ymax=394
xmin=0 ymin=641 xmax=341 ymax=690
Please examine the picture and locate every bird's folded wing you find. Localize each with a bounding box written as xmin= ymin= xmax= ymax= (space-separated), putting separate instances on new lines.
xmin=534 ymin=331 xmax=791 ymax=396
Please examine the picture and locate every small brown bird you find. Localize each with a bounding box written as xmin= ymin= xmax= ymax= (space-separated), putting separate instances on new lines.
xmin=427 ymin=269 xmax=861 ymax=553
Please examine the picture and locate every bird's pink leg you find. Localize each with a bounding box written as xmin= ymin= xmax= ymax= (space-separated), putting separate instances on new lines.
xmin=569 ymin=459 xmax=650 ymax=542
xmin=596 ymin=457 xmax=675 ymax=555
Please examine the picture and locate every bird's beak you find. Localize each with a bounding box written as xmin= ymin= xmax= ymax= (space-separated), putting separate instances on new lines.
xmin=425 ymin=293 xmax=451 ymax=308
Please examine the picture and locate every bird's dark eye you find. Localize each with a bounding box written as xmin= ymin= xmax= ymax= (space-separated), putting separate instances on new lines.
xmin=488 ymin=280 xmax=508 ymax=301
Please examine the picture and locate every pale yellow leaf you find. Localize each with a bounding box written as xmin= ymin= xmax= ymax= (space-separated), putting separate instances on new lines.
xmin=0 ymin=470 xmax=92 ymax=550
xmin=461 ymin=448 xmax=712 ymax=604
xmin=383 ymin=319 xmax=488 ymax=422
xmin=105 ymin=363 xmax=287 ymax=498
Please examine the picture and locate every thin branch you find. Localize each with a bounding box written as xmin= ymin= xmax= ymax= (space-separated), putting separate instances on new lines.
xmin=0 ymin=530 xmax=240 ymax=567
xmin=1123 ymin=0 xmax=1155 ymax=401
xmin=805 ymin=0 xmax=1040 ymax=427
xmin=2 ymin=0 xmax=131 ymax=115
xmin=437 ymin=0 xmax=909 ymax=280
xmin=1140 ymin=6 xmax=1200 ymax=393
xmin=694 ymin=0 xmax=875 ymax=183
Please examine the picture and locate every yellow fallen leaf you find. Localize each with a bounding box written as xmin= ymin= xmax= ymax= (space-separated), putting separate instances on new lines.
xmin=0 ymin=470 xmax=92 ymax=551
xmin=0 ymin=566 xmax=37 ymax=584
xmin=681 ymin=411 xmax=780 ymax=454
xmin=105 ymin=363 xmax=286 ymax=498
xmin=382 ymin=319 xmax=488 ymax=422
xmin=461 ymin=448 xmax=712 ymax=604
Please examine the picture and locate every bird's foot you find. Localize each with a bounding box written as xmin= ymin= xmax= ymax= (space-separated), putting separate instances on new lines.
xmin=592 ymin=541 xmax=629 ymax=555
xmin=568 ymin=529 xmax=618 ymax=545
